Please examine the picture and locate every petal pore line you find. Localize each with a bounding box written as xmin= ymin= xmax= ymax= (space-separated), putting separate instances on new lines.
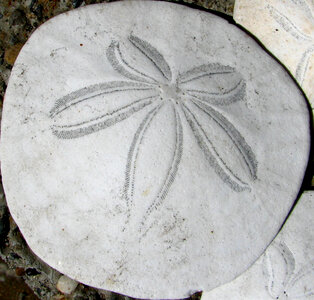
xmin=107 ymin=41 xmax=158 ymax=84
xmin=185 ymin=79 xmax=246 ymax=106
xmin=116 ymin=41 xmax=160 ymax=84
xmin=295 ymin=45 xmax=314 ymax=84
xmin=50 ymin=81 xmax=156 ymax=117
xmin=123 ymin=102 xmax=164 ymax=220
xmin=129 ymin=34 xmax=172 ymax=82
xmin=178 ymin=63 xmax=235 ymax=84
xmin=182 ymin=102 xmax=250 ymax=192
xmin=140 ymin=103 xmax=183 ymax=234
xmin=52 ymin=94 xmax=159 ymax=139
xmin=267 ymin=5 xmax=312 ymax=41
xmin=191 ymin=99 xmax=257 ymax=181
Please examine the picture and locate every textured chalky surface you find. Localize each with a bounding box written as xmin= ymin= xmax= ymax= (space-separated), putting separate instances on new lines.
xmin=0 ymin=1 xmax=311 ymax=299
xmin=201 ymin=191 xmax=314 ymax=299
xmin=234 ymin=0 xmax=314 ymax=107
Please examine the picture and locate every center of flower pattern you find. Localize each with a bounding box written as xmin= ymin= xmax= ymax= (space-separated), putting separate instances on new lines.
xmin=50 ymin=34 xmax=258 ymax=235
xmin=159 ymin=84 xmax=180 ymax=101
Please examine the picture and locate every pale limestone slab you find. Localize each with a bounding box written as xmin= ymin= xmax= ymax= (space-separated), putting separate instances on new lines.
xmin=234 ymin=0 xmax=314 ymax=108
xmin=0 ymin=1 xmax=311 ymax=299
xmin=201 ymin=191 xmax=314 ymax=299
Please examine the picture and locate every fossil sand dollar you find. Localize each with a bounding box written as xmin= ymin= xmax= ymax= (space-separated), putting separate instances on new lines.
xmin=202 ymin=191 xmax=314 ymax=299
xmin=234 ymin=0 xmax=314 ymax=108
xmin=0 ymin=1 xmax=311 ymax=299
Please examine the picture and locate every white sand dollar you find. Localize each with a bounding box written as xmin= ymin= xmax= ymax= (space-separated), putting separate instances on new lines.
xmin=234 ymin=0 xmax=314 ymax=108
xmin=0 ymin=1 xmax=311 ymax=299
xmin=202 ymin=191 xmax=314 ymax=299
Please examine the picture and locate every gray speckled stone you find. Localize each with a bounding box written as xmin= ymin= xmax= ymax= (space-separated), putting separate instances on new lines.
xmin=202 ymin=191 xmax=314 ymax=299
xmin=0 ymin=1 xmax=310 ymax=299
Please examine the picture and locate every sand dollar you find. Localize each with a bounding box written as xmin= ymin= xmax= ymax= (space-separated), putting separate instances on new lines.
xmin=0 ymin=1 xmax=311 ymax=298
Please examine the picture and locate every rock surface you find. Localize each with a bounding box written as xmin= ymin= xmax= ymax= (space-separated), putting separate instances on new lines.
xmin=57 ymin=275 xmax=79 ymax=295
xmin=0 ymin=1 xmax=310 ymax=299
xmin=201 ymin=191 xmax=314 ymax=299
xmin=234 ymin=0 xmax=314 ymax=108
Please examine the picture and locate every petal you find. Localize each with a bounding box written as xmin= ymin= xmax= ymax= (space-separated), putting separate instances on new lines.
xmin=140 ymin=104 xmax=183 ymax=235
xmin=123 ymin=102 xmax=164 ymax=220
xmin=287 ymin=259 xmax=314 ymax=298
xmin=51 ymin=94 xmax=159 ymax=139
xmin=123 ymin=101 xmax=183 ymax=235
xmin=129 ymin=34 xmax=172 ymax=82
xmin=50 ymin=81 xmax=155 ymax=117
xmin=295 ymin=45 xmax=314 ymax=84
xmin=178 ymin=63 xmax=235 ymax=84
xmin=181 ymin=101 xmax=251 ymax=192
xmin=267 ymin=5 xmax=312 ymax=41
xmin=106 ymin=41 xmax=159 ymax=84
xmin=191 ymin=99 xmax=257 ymax=181
xmin=262 ymin=242 xmax=296 ymax=299
xmin=291 ymin=0 xmax=314 ymax=20
xmin=185 ymin=79 xmax=246 ymax=106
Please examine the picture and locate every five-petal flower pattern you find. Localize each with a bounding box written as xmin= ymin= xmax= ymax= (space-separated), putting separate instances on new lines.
xmin=50 ymin=34 xmax=257 ymax=234
xmin=263 ymin=241 xmax=314 ymax=299
xmin=267 ymin=0 xmax=314 ymax=84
